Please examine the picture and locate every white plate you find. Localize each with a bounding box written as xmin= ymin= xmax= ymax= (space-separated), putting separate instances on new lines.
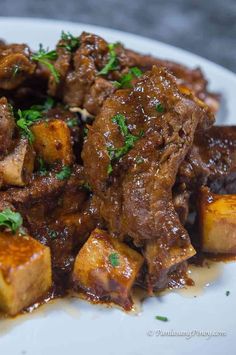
xmin=0 ymin=17 xmax=236 ymax=355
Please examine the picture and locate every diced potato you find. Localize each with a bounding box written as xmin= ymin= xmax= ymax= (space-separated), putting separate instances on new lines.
xmin=72 ymin=228 xmax=144 ymax=309
xmin=0 ymin=138 xmax=35 ymax=186
xmin=31 ymin=119 xmax=73 ymax=165
xmin=199 ymin=187 xmax=236 ymax=254
xmin=0 ymin=232 xmax=52 ymax=316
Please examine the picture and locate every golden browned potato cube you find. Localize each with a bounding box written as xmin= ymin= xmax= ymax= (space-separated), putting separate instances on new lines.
xmin=0 ymin=138 xmax=35 ymax=186
xmin=0 ymin=232 xmax=52 ymax=316
xmin=199 ymin=187 xmax=236 ymax=254
xmin=72 ymin=228 xmax=144 ymax=310
xmin=31 ymin=119 xmax=73 ymax=165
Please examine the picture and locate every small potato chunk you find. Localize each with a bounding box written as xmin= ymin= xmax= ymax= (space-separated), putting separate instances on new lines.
xmin=72 ymin=228 xmax=144 ymax=310
xmin=199 ymin=187 xmax=236 ymax=254
xmin=0 ymin=138 xmax=35 ymax=186
xmin=31 ymin=119 xmax=73 ymax=165
xmin=0 ymin=232 xmax=52 ymax=316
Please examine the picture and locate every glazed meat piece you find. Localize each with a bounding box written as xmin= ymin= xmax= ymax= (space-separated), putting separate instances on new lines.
xmin=82 ymin=66 xmax=213 ymax=289
xmin=0 ymin=97 xmax=15 ymax=158
xmin=0 ymin=165 xmax=85 ymax=214
xmin=0 ymin=43 xmax=35 ymax=90
xmin=177 ymin=126 xmax=236 ymax=197
xmin=48 ymin=32 xmax=218 ymax=115
xmin=125 ymin=49 xmax=220 ymax=113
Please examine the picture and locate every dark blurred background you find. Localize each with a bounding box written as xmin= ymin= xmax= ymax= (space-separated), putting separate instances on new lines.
xmin=0 ymin=0 xmax=235 ymax=72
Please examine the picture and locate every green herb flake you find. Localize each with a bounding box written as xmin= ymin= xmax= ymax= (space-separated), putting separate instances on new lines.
xmin=0 ymin=209 xmax=23 ymax=233
xmin=114 ymin=66 xmax=142 ymax=89
xmin=56 ymin=166 xmax=72 ymax=180
xmin=67 ymin=117 xmax=78 ymax=128
xmin=226 ymin=291 xmax=230 ymax=296
xmin=38 ymin=157 xmax=48 ymax=176
xmin=16 ymin=109 xmax=42 ymax=143
xmin=32 ymin=44 xmax=59 ymax=83
xmin=130 ymin=66 xmax=142 ymax=77
xmin=12 ymin=64 xmax=20 ymax=77
xmin=107 ymin=163 xmax=113 ymax=175
xmin=108 ymin=252 xmax=120 ymax=267
xmin=107 ymin=114 xmax=143 ymax=174
xmin=155 ymin=315 xmax=168 ymax=322
xmin=60 ymin=31 xmax=80 ymax=52
xmin=135 ymin=156 xmax=144 ymax=164
xmin=48 ymin=229 xmax=58 ymax=240
xmin=15 ymin=98 xmax=54 ymax=143
xmin=83 ymin=127 xmax=89 ymax=137
xmin=98 ymin=43 xmax=119 ymax=76
xmin=83 ymin=182 xmax=92 ymax=192
xmin=31 ymin=97 xmax=54 ymax=112
xmin=156 ymin=102 xmax=164 ymax=113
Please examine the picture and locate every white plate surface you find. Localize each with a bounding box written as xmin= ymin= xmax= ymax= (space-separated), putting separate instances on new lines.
xmin=0 ymin=17 xmax=235 ymax=355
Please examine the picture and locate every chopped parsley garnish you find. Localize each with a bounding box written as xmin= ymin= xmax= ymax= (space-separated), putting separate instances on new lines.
xmin=12 ymin=64 xmax=20 ymax=77
xmin=156 ymin=102 xmax=164 ymax=113
xmin=38 ymin=157 xmax=48 ymax=176
xmin=16 ymin=109 xmax=42 ymax=143
xmin=32 ymin=44 xmax=59 ymax=83
xmin=108 ymin=253 xmax=120 ymax=267
xmin=83 ymin=182 xmax=92 ymax=192
xmin=60 ymin=31 xmax=80 ymax=52
xmin=135 ymin=156 xmax=144 ymax=164
xmin=0 ymin=209 xmax=23 ymax=233
xmin=83 ymin=127 xmax=89 ymax=137
xmin=16 ymin=98 xmax=54 ymax=143
xmin=107 ymin=114 xmax=143 ymax=174
xmin=67 ymin=117 xmax=78 ymax=128
xmin=56 ymin=166 xmax=72 ymax=180
xmin=155 ymin=315 xmax=168 ymax=322
xmin=31 ymin=97 xmax=54 ymax=112
xmin=226 ymin=290 xmax=230 ymax=296
xmin=98 ymin=43 xmax=119 ymax=76
xmin=114 ymin=67 xmax=142 ymax=89
xmin=48 ymin=229 xmax=58 ymax=240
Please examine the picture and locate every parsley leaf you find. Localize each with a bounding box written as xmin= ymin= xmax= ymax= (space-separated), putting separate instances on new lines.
xmin=67 ymin=117 xmax=78 ymax=128
xmin=31 ymin=97 xmax=54 ymax=112
xmin=108 ymin=253 xmax=120 ymax=267
xmin=60 ymin=31 xmax=80 ymax=52
xmin=38 ymin=157 xmax=48 ymax=176
xmin=83 ymin=182 xmax=92 ymax=192
xmin=56 ymin=166 xmax=72 ymax=180
xmin=155 ymin=315 xmax=168 ymax=322
xmin=0 ymin=209 xmax=23 ymax=233
xmin=114 ymin=67 xmax=142 ymax=89
xmin=98 ymin=43 xmax=119 ymax=75
xmin=135 ymin=156 xmax=144 ymax=164
xmin=48 ymin=229 xmax=58 ymax=240
xmin=32 ymin=44 xmax=59 ymax=83
xmin=156 ymin=102 xmax=164 ymax=113
xmin=12 ymin=64 xmax=20 ymax=77
xmin=16 ymin=98 xmax=54 ymax=143
xmin=107 ymin=114 xmax=143 ymax=173
xmin=16 ymin=109 xmax=42 ymax=143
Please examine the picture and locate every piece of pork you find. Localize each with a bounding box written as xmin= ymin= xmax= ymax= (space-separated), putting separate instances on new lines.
xmin=0 ymin=43 xmax=36 ymax=90
xmin=82 ymin=66 xmax=213 ymax=289
xmin=48 ymin=32 xmax=219 ymax=116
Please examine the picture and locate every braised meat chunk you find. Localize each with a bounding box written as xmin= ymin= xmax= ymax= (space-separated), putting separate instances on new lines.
xmin=48 ymin=32 xmax=219 ymax=116
xmin=82 ymin=66 xmax=213 ymax=289
xmin=0 ymin=43 xmax=35 ymax=90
